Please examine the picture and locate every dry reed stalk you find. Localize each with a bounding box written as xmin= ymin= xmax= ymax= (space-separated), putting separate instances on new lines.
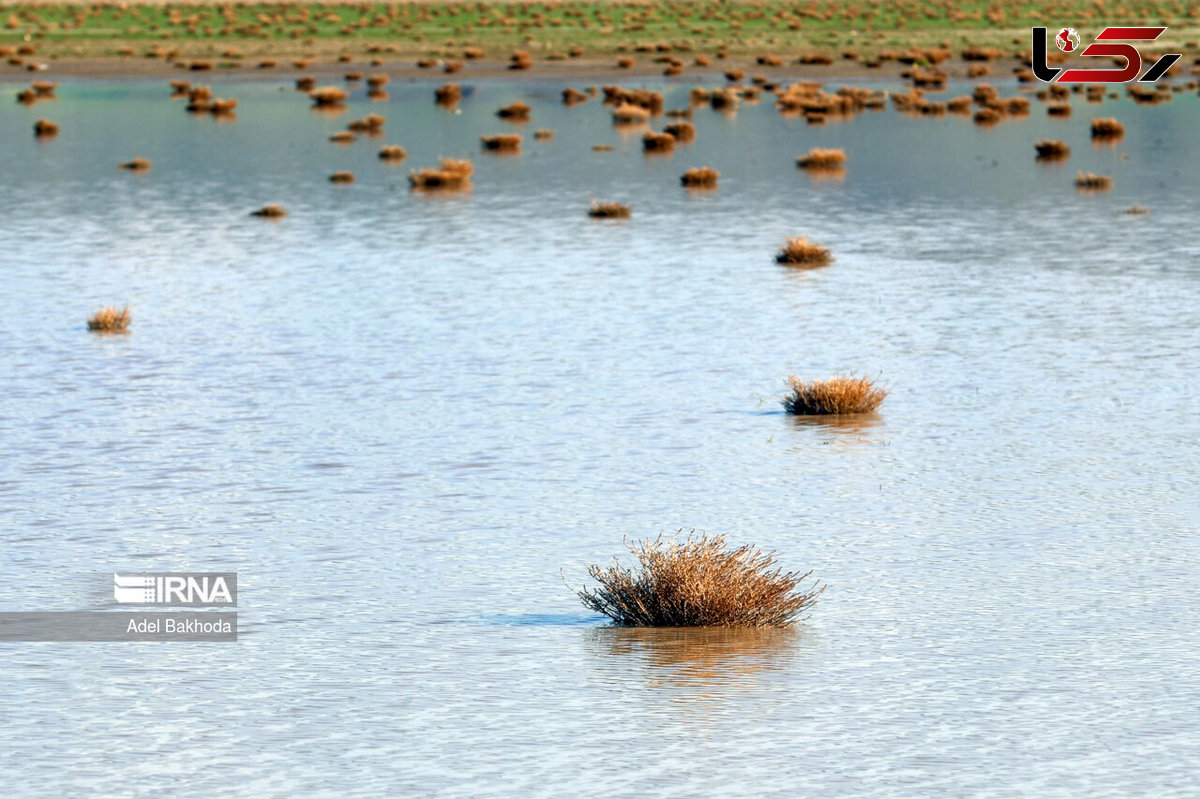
xmin=588 ymin=201 xmax=631 ymax=218
xmin=87 ymin=305 xmax=131 ymax=333
xmin=680 ymin=167 xmax=718 ymax=188
xmin=775 ymin=236 xmax=832 ymax=267
xmin=796 ymin=148 xmax=847 ymax=169
xmin=576 ymin=533 xmax=824 ymax=627
xmin=783 ymin=374 xmax=887 ymax=415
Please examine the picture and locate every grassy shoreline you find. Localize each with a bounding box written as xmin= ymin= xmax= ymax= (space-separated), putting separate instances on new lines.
xmin=2 ymin=1 xmax=1196 ymax=69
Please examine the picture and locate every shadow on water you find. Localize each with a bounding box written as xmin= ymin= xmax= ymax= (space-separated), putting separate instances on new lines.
xmin=584 ymin=625 xmax=804 ymax=689
xmin=788 ymin=412 xmax=884 ymax=436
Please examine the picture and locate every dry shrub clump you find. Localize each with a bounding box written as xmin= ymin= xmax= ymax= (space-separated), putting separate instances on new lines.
xmin=576 ymin=533 xmax=825 ymax=627
xmin=118 ymin=157 xmax=151 ymax=171
xmin=481 ymin=133 xmax=521 ymax=152
xmin=680 ymin=167 xmax=719 ymax=188
xmin=642 ymin=130 xmax=675 ymax=152
xmin=310 ymin=86 xmax=349 ymax=107
xmin=378 ymin=145 xmax=407 ymax=162
xmin=796 ymin=148 xmax=847 ymax=169
xmin=33 ymin=118 xmax=57 ymax=137
xmin=87 ymin=305 xmax=131 ymax=332
xmin=775 ymin=236 xmax=832 ymax=266
xmin=1091 ymin=117 xmax=1125 ymax=138
xmin=1035 ymin=140 xmax=1070 ymax=160
xmin=435 ymin=83 xmax=462 ymax=106
xmin=783 ymin=374 xmax=887 ymax=415
xmin=611 ymin=102 xmax=651 ymax=123
xmin=588 ymin=201 xmax=631 ymax=218
xmin=533 ymin=128 xmax=554 ymax=141
xmin=329 ymin=171 xmax=355 ymax=184
xmin=1075 ymin=172 xmax=1113 ymax=190
xmin=250 ymin=204 xmax=286 ymax=218
xmin=408 ymin=158 xmax=474 ymax=190
xmin=496 ymin=100 xmax=531 ymax=120
xmin=663 ymin=120 xmax=695 ymax=142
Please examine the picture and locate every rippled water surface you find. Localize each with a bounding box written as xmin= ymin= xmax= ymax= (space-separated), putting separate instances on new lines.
xmin=1 ymin=75 xmax=1198 ymax=797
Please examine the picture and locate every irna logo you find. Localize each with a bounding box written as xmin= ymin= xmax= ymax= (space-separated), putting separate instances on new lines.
xmin=114 ymin=572 xmax=236 ymax=606
xmin=1032 ymin=26 xmax=1182 ymax=84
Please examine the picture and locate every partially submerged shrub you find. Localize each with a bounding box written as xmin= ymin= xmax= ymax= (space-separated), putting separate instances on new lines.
xmin=33 ymin=118 xmax=57 ymax=137
xmin=533 ymin=128 xmax=554 ymax=141
xmin=588 ymin=201 xmax=631 ymax=218
xmin=250 ymin=204 xmax=286 ymax=218
xmin=118 ymin=157 xmax=151 ymax=171
xmin=1035 ymin=140 xmax=1070 ymax=160
xmin=1091 ymin=117 xmax=1124 ymax=138
xmin=496 ymin=100 xmax=531 ymax=120
xmin=87 ymin=305 xmax=131 ymax=333
xmin=378 ymin=145 xmax=407 ymax=162
xmin=329 ymin=171 xmax=355 ymax=184
xmin=783 ymin=374 xmax=887 ymax=415
xmin=481 ymin=133 xmax=522 ymax=152
xmin=681 ymin=167 xmax=719 ymax=188
xmin=576 ymin=533 xmax=825 ymax=627
xmin=796 ymin=148 xmax=847 ymax=169
xmin=408 ymin=157 xmax=474 ymax=190
xmin=1075 ymin=172 xmax=1113 ymax=190
xmin=310 ymin=86 xmax=349 ymax=107
xmin=642 ymin=131 xmax=675 ymax=152
xmin=611 ymin=102 xmax=650 ymax=123
xmin=663 ymin=120 xmax=695 ymax=142
xmin=775 ymin=236 xmax=832 ymax=267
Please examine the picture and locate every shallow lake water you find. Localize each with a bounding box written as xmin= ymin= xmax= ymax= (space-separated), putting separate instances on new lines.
xmin=1 ymin=74 xmax=1198 ymax=796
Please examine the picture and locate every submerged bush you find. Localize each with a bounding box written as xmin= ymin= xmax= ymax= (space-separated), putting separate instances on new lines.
xmin=577 ymin=533 xmax=824 ymax=627
xmin=783 ymin=374 xmax=887 ymax=415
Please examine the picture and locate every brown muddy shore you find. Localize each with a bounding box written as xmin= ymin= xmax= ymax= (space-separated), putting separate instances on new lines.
xmin=3 ymin=53 xmax=1033 ymax=83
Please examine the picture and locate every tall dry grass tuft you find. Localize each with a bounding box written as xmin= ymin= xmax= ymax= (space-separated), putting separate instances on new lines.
xmin=681 ymin=167 xmax=719 ymax=188
xmin=783 ymin=374 xmax=887 ymax=415
xmin=576 ymin=533 xmax=825 ymax=627
xmin=775 ymin=236 xmax=832 ymax=267
xmin=796 ymin=148 xmax=847 ymax=169
xmin=87 ymin=305 xmax=131 ymax=333
xmin=588 ymin=201 xmax=631 ymax=218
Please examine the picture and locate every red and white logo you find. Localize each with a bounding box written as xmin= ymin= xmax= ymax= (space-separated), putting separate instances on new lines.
xmin=1032 ymin=26 xmax=1182 ymax=83
xmin=1056 ymin=28 xmax=1080 ymax=52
